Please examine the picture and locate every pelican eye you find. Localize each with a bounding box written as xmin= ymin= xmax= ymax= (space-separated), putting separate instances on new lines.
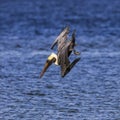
xmin=46 ymin=60 xmax=50 ymax=63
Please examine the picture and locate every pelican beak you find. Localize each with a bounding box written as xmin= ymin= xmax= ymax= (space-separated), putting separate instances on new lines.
xmin=40 ymin=58 xmax=55 ymax=78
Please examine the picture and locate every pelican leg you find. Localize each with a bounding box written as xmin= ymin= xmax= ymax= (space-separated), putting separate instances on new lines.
xmin=62 ymin=57 xmax=80 ymax=77
xmin=73 ymin=49 xmax=80 ymax=55
xmin=69 ymin=48 xmax=80 ymax=55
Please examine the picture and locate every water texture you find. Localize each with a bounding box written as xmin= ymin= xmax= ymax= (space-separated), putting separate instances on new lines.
xmin=0 ymin=0 xmax=120 ymax=119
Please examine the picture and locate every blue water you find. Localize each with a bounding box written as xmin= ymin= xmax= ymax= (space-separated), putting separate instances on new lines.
xmin=0 ymin=0 xmax=120 ymax=119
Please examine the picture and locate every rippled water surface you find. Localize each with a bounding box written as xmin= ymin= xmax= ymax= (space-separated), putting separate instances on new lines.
xmin=0 ymin=0 xmax=120 ymax=119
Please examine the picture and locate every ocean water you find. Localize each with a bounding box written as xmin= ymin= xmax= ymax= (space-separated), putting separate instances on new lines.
xmin=0 ymin=0 xmax=120 ymax=119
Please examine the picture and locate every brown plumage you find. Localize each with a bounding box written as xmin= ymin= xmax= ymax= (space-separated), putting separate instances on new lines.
xmin=40 ymin=26 xmax=80 ymax=78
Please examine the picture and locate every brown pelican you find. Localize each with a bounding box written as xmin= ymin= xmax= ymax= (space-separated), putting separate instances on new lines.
xmin=40 ymin=26 xmax=80 ymax=78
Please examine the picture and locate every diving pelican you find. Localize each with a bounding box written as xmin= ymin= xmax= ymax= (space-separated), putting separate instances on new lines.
xmin=40 ymin=26 xmax=80 ymax=78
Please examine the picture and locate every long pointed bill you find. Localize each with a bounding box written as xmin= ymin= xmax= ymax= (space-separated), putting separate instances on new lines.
xmin=40 ymin=58 xmax=56 ymax=78
xmin=40 ymin=60 xmax=52 ymax=78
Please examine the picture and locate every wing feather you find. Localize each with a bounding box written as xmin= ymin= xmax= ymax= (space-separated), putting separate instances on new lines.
xmin=51 ymin=26 xmax=69 ymax=49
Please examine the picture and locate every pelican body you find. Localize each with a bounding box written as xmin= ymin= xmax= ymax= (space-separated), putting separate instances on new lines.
xmin=40 ymin=26 xmax=80 ymax=78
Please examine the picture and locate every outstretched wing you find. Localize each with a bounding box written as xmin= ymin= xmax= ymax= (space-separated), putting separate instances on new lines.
xmin=51 ymin=26 xmax=69 ymax=50
xmin=62 ymin=57 xmax=80 ymax=77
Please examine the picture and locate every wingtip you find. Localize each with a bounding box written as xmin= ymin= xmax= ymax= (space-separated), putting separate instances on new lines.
xmin=61 ymin=74 xmax=65 ymax=78
xmin=76 ymin=57 xmax=81 ymax=62
xmin=50 ymin=45 xmax=53 ymax=49
xmin=39 ymin=73 xmax=43 ymax=79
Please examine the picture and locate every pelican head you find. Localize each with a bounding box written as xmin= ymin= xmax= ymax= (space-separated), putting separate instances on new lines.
xmin=40 ymin=53 xmax=58 ymax=78
xmin=48 ymin=53 xmax=58 ymax=65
